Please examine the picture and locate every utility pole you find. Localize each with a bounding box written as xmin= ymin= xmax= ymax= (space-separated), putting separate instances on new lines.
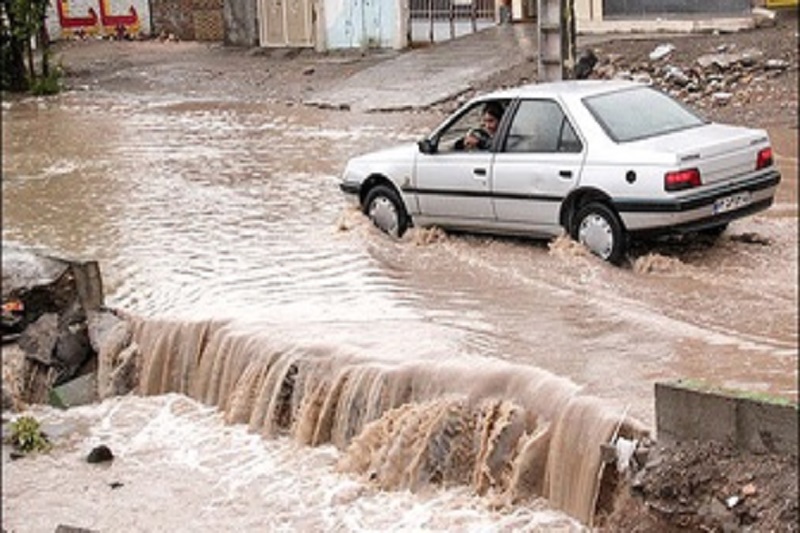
xmin=536 ymin=0 xmax=577 ymax=82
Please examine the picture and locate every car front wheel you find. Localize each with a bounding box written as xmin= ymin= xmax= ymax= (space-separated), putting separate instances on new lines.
xmin=364 ymin=185 xmax=409 ymax=238
xmin=572 ymin=202 xmax=627 ymax=265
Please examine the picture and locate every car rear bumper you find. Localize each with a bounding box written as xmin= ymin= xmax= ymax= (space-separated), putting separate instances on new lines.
xmin=614 ymin=169 xmax=781 ymax=234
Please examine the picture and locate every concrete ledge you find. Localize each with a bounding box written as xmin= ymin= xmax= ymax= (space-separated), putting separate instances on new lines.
xmin=578 ymin=16 xmax=755 ymax=35
xmin=655 ymin=381 xmax=798 ymax=456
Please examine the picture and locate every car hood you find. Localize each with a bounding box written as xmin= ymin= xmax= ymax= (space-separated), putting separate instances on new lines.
xmin=347 ymin=143 xmax=418 ymax=166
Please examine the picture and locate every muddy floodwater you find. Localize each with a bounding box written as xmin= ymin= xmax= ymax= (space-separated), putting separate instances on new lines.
xmin=2 ymin=85 xmax=797 ymax=531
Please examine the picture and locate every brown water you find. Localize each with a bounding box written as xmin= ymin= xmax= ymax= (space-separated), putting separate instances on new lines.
xmin=2 ymin=89 xmax=797 ymax=530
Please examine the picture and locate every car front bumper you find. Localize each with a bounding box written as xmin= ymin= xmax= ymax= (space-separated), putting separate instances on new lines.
xmin=339 ymin=181 xmax=361 ymax=206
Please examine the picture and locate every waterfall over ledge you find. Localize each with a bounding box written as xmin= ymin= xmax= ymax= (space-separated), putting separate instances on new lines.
xmin=129 ymin=317 xmax=649 ymax=526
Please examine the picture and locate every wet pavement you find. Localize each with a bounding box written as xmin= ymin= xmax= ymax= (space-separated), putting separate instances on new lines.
xmin=308 ymin=24 xmax=538 ymax=111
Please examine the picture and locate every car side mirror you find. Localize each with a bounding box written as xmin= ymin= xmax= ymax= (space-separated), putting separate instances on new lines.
xmin=418 ymin=138 xmax=437 ymax=154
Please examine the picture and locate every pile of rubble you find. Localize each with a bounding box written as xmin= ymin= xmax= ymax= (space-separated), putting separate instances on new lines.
xmin=589 ymin=40 xmax=794 ymax=115
xmin=2 ymin=247 xmax=139 ymax=412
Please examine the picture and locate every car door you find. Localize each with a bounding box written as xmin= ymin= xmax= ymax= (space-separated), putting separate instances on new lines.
xmin=413 ymin=101 xmax=502 ymax=222
xmin=491 ymin=98 xmax=586 ymax=232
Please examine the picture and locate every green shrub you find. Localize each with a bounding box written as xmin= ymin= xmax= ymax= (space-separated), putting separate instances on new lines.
xmin=5 ymin=415 xmax=51 ymax=453
xmin=30 ymin=65 xmax=62 ymax=96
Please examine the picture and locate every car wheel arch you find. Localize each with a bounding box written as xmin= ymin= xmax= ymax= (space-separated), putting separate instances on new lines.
xmin=560 ymin=187 xmax=620 ymax=231
xmin=360 ymin=174 xmax=402 ymax=206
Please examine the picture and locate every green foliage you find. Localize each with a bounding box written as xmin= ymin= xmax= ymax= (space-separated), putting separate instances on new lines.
xmin=5 ymin=415 xmax=51 ymax=453
xmin=30 ymin=61 xmax=62 ymax=95
xmin=5 ymin=0 xmax=47 ymax=42
xmin=0 ymin=0 xmax=54 ymax=93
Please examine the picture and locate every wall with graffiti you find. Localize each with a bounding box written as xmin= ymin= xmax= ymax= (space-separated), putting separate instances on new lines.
xmin=45 ymin=0 xmax=151 ymax=40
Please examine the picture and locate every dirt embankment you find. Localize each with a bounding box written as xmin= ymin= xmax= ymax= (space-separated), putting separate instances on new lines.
xmin=599 ymin=441 xmax=798 ymax=532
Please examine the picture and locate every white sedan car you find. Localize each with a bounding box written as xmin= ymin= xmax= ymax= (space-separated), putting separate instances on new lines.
xmin=339 ymin=80 xmax=780 ymax=264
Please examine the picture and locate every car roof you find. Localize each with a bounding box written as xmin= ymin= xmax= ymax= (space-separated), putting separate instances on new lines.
xmin=478 ymin=80 xmax=645 ymax=101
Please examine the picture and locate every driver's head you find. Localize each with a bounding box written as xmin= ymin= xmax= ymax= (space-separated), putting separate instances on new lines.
xmin=482 ymin=102 xmax=504 ymax=134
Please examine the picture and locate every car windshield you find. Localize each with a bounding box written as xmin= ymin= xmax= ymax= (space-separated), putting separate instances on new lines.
xmin=583 ymin=86 xmax=707 ymax=143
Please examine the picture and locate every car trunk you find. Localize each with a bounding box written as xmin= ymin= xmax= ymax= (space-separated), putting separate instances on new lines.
xmin=632 ymin=123 xmax=770 ymax=187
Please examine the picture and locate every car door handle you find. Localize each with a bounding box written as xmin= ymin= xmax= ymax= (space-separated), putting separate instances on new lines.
xmin=559 ymin=170 xmax=573 ymax=179
xmin=474 ymin=168 xmax=487 ymax=177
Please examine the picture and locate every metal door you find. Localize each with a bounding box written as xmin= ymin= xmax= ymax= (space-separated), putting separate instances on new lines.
xmin=408 ymin=0 xmax=496 ymax=45
xmin=259 ymin=0 xmax=312 ymax=47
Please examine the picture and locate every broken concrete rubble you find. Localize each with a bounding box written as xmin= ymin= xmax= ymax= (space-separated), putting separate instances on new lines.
xmin=586 ymin=40 xmax=794 ymax=115
xmin=2 ymin=246 xmax=141 ymax=410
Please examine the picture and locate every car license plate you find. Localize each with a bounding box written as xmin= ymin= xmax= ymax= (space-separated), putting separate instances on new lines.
xmin=712 ymin=191 xmax=752 ymax=215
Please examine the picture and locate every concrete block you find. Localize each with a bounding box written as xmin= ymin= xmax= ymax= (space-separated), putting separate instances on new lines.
xmin=655 ymin=381 xmax=737 ymax=445
xmin=736 ymin=399 xmax=798 ymax=455
xmin=655 ymin=381 xmax=798 ymax=455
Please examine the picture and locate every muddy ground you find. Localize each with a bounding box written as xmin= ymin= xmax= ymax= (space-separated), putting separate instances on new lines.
xmin=30 ymin=12 xmax=800 ymax=532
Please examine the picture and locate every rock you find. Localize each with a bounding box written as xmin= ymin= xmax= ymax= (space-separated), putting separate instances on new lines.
xmin=86 ymin=444 xmax=114 ymax=464
xmin=49 ymin=373 xmax=97 ymax=409
xmin=663 ymin=65 xmax=690 ymax=87
xmin=53 ymin=303 xmax=92 ymax=385
xmin=649 ymin=44 xmax=675 ymax=61
xmin=87 ymin=310 xmax=129 ymax=355
xmin=738 ymin=48 xmax=765 ymax=67
xmin=741 ymin=483 xmax=758 ymax=497
xmin=765 ymin=59 xmax=789 ymax=70
xmin=18 ymin=313 xmax=59 ymax=366
xmin=697 ymin=53 xmax=735 ymax=70
xmin=712 ymin=92 xmax=733 ymax=106
xmin=752 ymin=7 xmax=777 ymax=28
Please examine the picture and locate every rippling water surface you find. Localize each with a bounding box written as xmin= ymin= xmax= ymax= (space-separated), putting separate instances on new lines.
xmin=2 ymin=86 xmax=797 ymax=531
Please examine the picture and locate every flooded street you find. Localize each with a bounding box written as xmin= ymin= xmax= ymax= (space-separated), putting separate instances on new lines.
xmin=2 ymin=68 xmax=797 ymax=531
xmin=4 ymin=89 xmax=796 ymax=421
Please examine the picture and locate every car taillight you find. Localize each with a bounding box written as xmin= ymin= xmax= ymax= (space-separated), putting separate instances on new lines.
xmin=756 ymin=147 xmax=773 ymax=170
xmin=664 ymin=168 xmax=701 ymax=192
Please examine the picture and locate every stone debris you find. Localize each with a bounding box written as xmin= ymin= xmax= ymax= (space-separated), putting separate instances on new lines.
xmin=649 ymin=43 xmax=675 ymax=61
xmin=752 ymin=7 xmax=778 ymax=28
xmin=2 ymin=247 xmax=140 ymax=411
xmin=587 ymin=41 xmax=795 ymax=116
xmin=86 ymin=444 xmax=114 ymax=463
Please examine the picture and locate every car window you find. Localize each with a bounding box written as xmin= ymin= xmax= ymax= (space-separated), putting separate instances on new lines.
xmin=583 ymin=86 xmax=707 ymax=143
xmin=435 ymin=99 xmax=508 ymax=152
xmin=502 ymin=99 xmax=582 ymax=154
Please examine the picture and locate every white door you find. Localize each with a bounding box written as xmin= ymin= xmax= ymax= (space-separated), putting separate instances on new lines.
xmin=259 ymin=0 xmax=313 ymax=47
xmin=413 ymin=100 xmax=501 ymax=221
xmin=492 ymin=99 xmax=585 ymax=231
xmin=415 ymin=151 xmax=496 ymax=220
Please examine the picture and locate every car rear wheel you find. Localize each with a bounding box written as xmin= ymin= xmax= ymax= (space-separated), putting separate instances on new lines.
xmin=572 ymin=202 xmax=627 ymax=265
xmin=364 ymin=185 xmax=409 ymax=238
